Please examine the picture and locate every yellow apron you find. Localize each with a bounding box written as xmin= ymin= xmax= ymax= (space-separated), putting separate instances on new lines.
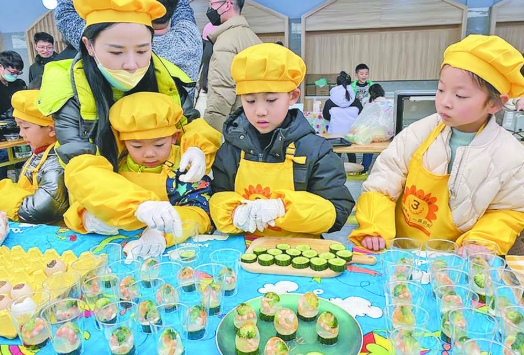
xmin=17 ymin=143 xmax=56 ymax=192
xmin=394 ymin=123 xmax=463 ymax=243
xmin=235 ymin=143 xmax=314 ymax=238
xmin=118 ymin=148 xmax=181 ymax=202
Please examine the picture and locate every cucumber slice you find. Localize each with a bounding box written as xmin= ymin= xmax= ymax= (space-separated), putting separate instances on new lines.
xmin=329 ymin=243 xmax=346 ymax=254
xmin=302 ymin=250 xmax=318 ymax=259
xmin=336 ymin=250 xmax=353 ymax=263
xmin=318 ymin=334 xmax=339 ymax=345
xmin=275 ymin=254 xmax=291 ymax=267
xmin=241 ymin=253 xmax=258 ymax=264
xmin=276 ymin=330 xmax=296 ymax=341
xmin=286 ymin=248 xmax=301 ymax=257
xmin=253 ymin=247 xmax=267 ymax=256
xmin=328 ymin=258 xmax=347 ymax=273
xmin=235 ymin=348 xmax=259 ymax=355
xmin=258 ymin=254 xmax=274 ymax=266
xmin=319 ymin=252 xmax=336 ymax=260
xmin=276 ymin=243 xmax=291 ymax=251
xmin=295 ymin=244 xmax=311 ymax=252
xmin=292 ymin=256 xmax=310 ymax=269
xmin=267 ymin=248 xmax=283 ymax=256
xmin=310 ymin=257 xmax=328 ymax=271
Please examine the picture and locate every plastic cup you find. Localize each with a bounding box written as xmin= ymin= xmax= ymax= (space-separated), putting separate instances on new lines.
xmin=171 ymin=221 xmax=201 ymax=245
xmin=468 ymin=253 xmax=507 ymax=304
xmin=381 ymin=249 xmax=416 ymax=282
xmin=384 ymin=280 xmax=425 ymax=307
xmin=427 ymin=252 xmax=464 ymax=276
xmin=8 ymin=291 xmax=51 ymax=351
xmin=169 ymin=245 xmax=200 ymax=267
xmin=41 ymin=298 xmax=85 ymax=355
xmin=90 ymin=243 xmax=122 ymax=265
xmin=70 ymin=254 xmax=107 ymax=283
xmin=194 ymin=263 xmax=227 ymax=316
xmin=106 ymin=260 xmax=141 ymax=307
xmin=431 ymin=267 xmax=469 ymax=296
xmin=157 ymin=262 xmax=182 ymax=309
xmin=460 ymin=338 xmax=518 ymax=355
xmin=210 ymin=249 xmax=242 ymax=297
xmin=97 ymin=301 xmax=144 ymax=355
xmin=130 ymin=243 xmax=163 ymax=285
xmin=493 ymin=285 xmax=524 ymax=318
xmin=385 ymin=263 xmax=422 ymax=284
xmin=389 ymin=327 xmax=437 ymax=355
xmin=435 ymin=285 xmax=479 ymax=343
xmin=461 ymin=239 xmax=500 ymax=257
xmin=384 ymin=304 xmax=429 ymax=333
xmin=425 ymin=239 xmax=459 ymax=255
xmin=150 ymin=303 xmax=189 ymax=354
xmin=81 ymin=274 xmax=119 ymax=311
xmin=391 ymin=238 xmax=422 ymax=264
xmin=134 ymin=278 xmax=165 ymax=334
xmin=500 ymin=305 xmax=524 ymax=337
xmin=43 ymin=271 xmax=81 ymax=300
xmin=175 ymin=281 xmax=211 ymax=340
xmin=449 ymin=307 xmax=498 ymax=352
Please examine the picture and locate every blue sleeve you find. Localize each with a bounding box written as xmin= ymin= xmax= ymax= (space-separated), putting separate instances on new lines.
xmin=166 ymin=171 xmax=212 ymax=215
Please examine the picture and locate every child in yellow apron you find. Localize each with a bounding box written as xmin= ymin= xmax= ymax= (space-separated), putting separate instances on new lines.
xmin=350 ymin=35 xmax=524 ymax=254
xmin=0 ymin=90 xmax=68 ymax=223
xmin=64 ymin=92 xmax=218 ymax=250
xmin=210 ymin=43 xmax=354 ymax=238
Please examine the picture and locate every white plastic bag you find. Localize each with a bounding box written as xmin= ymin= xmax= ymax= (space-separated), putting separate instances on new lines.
xmin=346 ymin=99 xmax=394 ymax=145
xmin=0 ymin=211 xmax=8 ymax=245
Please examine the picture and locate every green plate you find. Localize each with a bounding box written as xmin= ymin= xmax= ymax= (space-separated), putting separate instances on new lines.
xmin=216 ymin=293 xmax=363 ymax=355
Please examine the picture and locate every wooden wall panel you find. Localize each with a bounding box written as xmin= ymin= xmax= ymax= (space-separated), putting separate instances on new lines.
xmin=190 ymin=0 xmax=286 ymax=34
xmin=496 ymin=22 xmax=524 ymax=53
xmin=25 ymin=11 xmax=65 ymax=65
xmin=258 ymin=33 xmax=285 ymax=44
xmin=305 ymin=0 xmax=464 ymax=32
xmin=305 ymin=26 xmax=461 ymax=80
xmin=496 ymin=0 xmax=524 ymax=23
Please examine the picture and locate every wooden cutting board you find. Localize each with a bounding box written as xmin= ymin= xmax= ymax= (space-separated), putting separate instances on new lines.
xmin=241 ymin=237 xmax=376 ymax=278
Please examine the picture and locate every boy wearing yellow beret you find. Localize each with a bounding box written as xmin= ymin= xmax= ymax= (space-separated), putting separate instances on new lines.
xmin=64 ymin=92 xmax=212 ymax=251
xmin=210 ymin=43 xmax=354 ymax=238
xmin=350 ymin=35 xmax=524 ymax=254
xmin=0 ymin=90 xmax=68 ymax=223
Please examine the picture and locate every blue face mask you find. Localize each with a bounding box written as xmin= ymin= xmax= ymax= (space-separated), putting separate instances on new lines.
xmin=3 ymin=73 xmax=18 ymax=82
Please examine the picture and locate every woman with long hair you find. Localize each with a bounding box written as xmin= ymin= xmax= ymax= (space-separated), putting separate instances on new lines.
xmin=37 ymin=0 xmax=221 ymax=241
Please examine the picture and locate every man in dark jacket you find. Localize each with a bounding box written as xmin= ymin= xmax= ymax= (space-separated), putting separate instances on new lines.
xmin=210 ymin=43 xmax=354 ymax=237
xmin=28 ymin=32 xmax=58 ymax=87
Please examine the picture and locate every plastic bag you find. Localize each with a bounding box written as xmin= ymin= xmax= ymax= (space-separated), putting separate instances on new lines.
xmin=0 ymin=211 xmax=8 ymax=246
xmin=346 ymin=99 xmax=394 ymax=145
xmin=304 ymin=111 xmax=329 ymax=135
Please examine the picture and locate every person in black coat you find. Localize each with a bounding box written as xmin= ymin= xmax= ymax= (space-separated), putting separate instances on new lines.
xmin=28 ymin=32 xmax=58 ymax=87
xmin=0 ymin=51 xmax=26 ymax=117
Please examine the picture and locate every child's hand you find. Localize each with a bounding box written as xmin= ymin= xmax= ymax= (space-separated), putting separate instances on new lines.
xmin=361 ymin=235 xmax=386 ymax=251
xmin=457 ymin=243 xmax=493 ymax=257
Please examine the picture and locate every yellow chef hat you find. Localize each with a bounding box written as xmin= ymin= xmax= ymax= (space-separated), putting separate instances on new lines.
xmin=109 ymin=92 xmax=183 ymax=141
xmin=442 ymin=35 xmax=524 ymax=98
xmin=12 ymin=90 xmax=53 ymax=126
xmin=73 ymin=0 xmax=166 ymax=27
xmin=232 ymin=43 xmax=306 ymax=95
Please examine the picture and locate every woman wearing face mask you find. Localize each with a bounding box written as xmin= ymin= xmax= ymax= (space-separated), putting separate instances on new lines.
xmin=0 ymin=51 xmax=27 ymax=117
xmin=36 ymin=0 xmax=222 ymax=239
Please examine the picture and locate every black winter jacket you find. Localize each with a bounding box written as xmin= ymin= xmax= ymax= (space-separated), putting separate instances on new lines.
xmin=211 ymin=108 xmax=354 ymax=233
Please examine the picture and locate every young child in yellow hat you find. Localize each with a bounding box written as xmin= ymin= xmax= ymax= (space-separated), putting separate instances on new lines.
xmin=64 ymin=92 xmax=212 ymax=252
xmin=0 ymin=90 xmax=68 ymax=224
xmin=210 ymin=43 xmax=354 ymax=238
xmin=350 ymin=35 xmax=524 ymax=254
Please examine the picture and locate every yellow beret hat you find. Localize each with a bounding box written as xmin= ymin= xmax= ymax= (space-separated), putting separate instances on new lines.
xmin=12 ymin=90 xmax=53 ymax=126
xmin=109 ymin=92 xmax=183 ymax=141
xmin=442 ymin=35 xmax=524 ymax=98
xmin=232 ymin=43 xmax=306 ymax=95
xmin=73 ymin=0 xmax=166 ymax=27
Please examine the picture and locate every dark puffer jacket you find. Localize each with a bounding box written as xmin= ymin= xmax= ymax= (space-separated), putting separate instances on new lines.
xmin=212 ymin=108 xmax=354 ymax=233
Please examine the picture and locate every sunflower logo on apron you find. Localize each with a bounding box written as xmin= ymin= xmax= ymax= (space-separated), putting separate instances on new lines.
xmin=400 ymin=185 xmax=439 ymax=236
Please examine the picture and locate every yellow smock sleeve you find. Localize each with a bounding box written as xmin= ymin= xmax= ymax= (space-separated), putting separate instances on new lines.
xmin=272 ymin=190 xmax=336 ymax=235
xmin=180 ymin=118 xmax=222 ymax=173
xmin=348 ymin=191 xmax=397 ymax=248
xmin=163 ymin=206 xmax=212 ymax=247
xmin=0 ymin=179 xmax=33 ymax=221
xmin=209 ymin=191 xmax=244 ymax=234
xmin=456 ymin=210 xmax=524 ymax=255
xmin=64 ymin=154 xmax=161 ymax=231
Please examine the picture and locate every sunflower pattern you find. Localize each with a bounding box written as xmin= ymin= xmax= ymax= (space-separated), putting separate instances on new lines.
xmin=401 ymin=185 xmax=439 ymax=236
xmin=242 ymin=184 xmax=272 ymax=200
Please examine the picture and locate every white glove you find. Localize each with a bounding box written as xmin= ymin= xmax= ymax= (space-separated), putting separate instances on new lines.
xmin=82 ymin=210 xmax=119 ymax=235
xmin=244 ymin=199 xmax=286 ymax=232
xmin=124 ymin=227 xmax=166 ymax=263
xmin=233 ymin=203 xmax=256 ymax=233
xmin=135 ymin=201 xmax=182 ymax=237
xmin=179 ymin=147 xmax=206 ymax=183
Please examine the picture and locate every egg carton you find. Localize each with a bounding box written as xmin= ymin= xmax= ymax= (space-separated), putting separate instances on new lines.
xmin=0 ymin=246 xmax=84 ymax=339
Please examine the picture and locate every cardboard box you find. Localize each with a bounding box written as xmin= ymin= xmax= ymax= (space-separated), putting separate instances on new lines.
xmin=306 ymin=74 xmax=323 ymax=85
xmin=316 ymin=85 xmax=330 ymax=96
